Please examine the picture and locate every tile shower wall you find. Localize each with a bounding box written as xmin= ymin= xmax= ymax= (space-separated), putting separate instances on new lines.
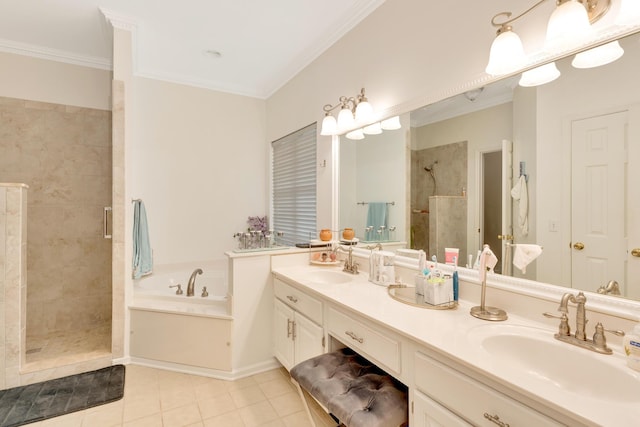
xmin=0 ymin=97 xmax=112 ymax=340
xmin=411 ymin=141 xmax=467 ymax=251
xmin=0 ymin=184 xmax=28 ymax=388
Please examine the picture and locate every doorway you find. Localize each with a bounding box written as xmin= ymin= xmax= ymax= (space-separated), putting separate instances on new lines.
xmin=480 ymin=150 xmax=503 ymax=272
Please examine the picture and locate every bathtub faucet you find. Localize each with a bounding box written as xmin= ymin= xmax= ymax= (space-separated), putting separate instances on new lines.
xmin=187 ymin=268 xmax=203 ymax=297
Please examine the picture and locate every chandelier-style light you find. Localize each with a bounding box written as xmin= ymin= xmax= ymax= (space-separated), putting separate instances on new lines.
xmin=320 ymin=88 xmax=401 ymax=140
xmin=485 ymin=0 xmax=621 ymax=86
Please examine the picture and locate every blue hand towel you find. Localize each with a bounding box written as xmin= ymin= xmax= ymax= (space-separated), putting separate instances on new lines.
xmin=132 ymin=200 xmax=153 ymax=279
xmin=366 ymin=202 xmax=389 ymax=230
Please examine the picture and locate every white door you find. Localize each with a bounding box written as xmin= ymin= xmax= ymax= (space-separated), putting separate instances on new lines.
xmin=273 ymin=299 xmax=295 ymax=370
xmin=293 ymin=313 xmax=324 ymax=365
xmin=628 ymin=105 xmax=640 ymax=300
xmin=501 ymin=139 xmax=514 ymax=275
xmin=571 ymin=111 xmax=627 ymax=293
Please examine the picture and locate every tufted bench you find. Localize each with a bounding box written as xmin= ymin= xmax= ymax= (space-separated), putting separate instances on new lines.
xmin=290 ymin=348 xmax=408 ymax=427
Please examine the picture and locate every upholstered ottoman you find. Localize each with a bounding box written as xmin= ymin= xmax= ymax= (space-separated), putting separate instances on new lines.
xmin=290 ymin=348 xmax=408 ymax=427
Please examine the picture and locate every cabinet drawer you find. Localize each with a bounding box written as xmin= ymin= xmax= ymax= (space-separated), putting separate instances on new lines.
xmin=415 ymin=352 xmax=562 ymax=426
xmin=327 ymin=307 xmax=401 ymax=374
xmin=274 ymin=279 xmax=323 ymax=325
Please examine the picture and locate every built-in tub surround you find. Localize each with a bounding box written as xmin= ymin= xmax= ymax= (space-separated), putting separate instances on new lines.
xmin=128 ymin=261 xmax=233 ymax=375
xmin=271 ymin=250 xmax=640 ymax=426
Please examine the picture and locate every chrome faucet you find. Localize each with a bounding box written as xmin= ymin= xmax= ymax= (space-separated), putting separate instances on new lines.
xmin=186 ymin=268 xmax=203 ymax=297
xmin=597 ymin=280 xmax=621 ymax=295
xmin=335 ymin=245 xmax=359 ymax=274
xmin=544 ymin=291 xmax=624 ymax=354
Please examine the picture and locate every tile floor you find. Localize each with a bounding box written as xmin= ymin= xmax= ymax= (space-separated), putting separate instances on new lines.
xmin=27 ymin=364 xmax=338 ymax=427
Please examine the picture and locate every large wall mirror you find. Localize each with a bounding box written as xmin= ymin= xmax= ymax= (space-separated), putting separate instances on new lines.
xmin=339 ymin=29 xmax=640 ymax=301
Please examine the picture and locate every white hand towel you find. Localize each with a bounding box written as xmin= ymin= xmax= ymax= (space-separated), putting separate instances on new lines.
xmin=513 ymin=244 xmax=543 ymax=274
xmin=511 ymin=175 xmax=528 ymax=236
xmin=479 ymin=245 xmax=499 ymax=283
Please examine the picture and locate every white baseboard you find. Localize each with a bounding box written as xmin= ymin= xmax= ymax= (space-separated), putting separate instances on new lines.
xmin=127 ymin=356 xmax=281 ymax=381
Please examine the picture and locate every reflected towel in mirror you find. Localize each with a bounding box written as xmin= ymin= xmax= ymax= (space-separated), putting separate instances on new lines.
xmin=366 ymin=202 xmax=389 ymax=231
xmin=511 ymin=175 xmax=528 ymax=236
xmin=513 ymin=244 xmax=543 ymax=274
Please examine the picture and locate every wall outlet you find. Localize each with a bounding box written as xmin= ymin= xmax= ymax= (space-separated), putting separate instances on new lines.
xmin=548 ymin=220 xmax=560 ymax=232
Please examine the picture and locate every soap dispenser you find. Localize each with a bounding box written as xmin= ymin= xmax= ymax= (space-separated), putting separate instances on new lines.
xmin=623 ymin=324 xmax=640 ymax=372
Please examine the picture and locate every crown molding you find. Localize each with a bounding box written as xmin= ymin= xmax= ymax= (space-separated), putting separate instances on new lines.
xmin=0 ymin=38 xmax=111 ymax=70
xmin=100 ymin=7 xmax=138 ymax=32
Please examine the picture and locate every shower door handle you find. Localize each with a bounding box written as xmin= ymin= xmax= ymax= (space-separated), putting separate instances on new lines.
xmin=104 ymin=207 xmax=112 ymax=239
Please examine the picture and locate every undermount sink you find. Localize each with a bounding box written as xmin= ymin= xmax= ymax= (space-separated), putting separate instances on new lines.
xmin=469 ymin=324 xmax=640 ymax=403
xmin=306 ymin=269 xmax=353 ymax=285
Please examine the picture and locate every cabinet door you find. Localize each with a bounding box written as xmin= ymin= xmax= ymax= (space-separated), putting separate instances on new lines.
xmin=273 ymin=299 xmax=295 ymax=370
xmin=294 ymin=312 xmax=324 ymax=365
xmin=413 ymin=390 xmax=472 ymax=427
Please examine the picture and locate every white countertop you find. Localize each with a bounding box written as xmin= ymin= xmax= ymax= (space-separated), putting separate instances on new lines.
xmin=272 ymin=264 xmax=640 ymax=427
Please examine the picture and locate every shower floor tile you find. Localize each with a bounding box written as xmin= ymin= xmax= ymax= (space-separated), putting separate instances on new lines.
xmin=25 ymin=324 xmax=111 ymax=371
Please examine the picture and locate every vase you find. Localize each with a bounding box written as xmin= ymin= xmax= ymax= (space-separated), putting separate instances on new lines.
xmin=342 ymin=228 xmax=355 ymax=240
xmin=319 ymin=229 xmax=332 ymax=241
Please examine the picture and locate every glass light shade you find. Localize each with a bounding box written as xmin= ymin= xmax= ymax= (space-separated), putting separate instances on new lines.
xmin=355 ymin=100 xmax=373 ymax=124
xmin=572 ymin=41 xmax=624 ymax=68
xmin=380 ymin=116 xmax=401 ymax=130
xmin=320 ymin=114 xmax=337 ymax=136
xmin=485 ymin=29 xmax=526 ymax=76
xmin=519 ymin=62 xmax=561 ymax=87
xmin=363 ymin=122 xmax=382 ymax=135
xmin=337 ymin=107 xmax=355 ymax=132
xmin=616 ymin=0 xmax=640 ymax=25
xmin=545 ymin=0 xmax=593 ymax=52
xmin=345 ymin=129 xmax=365 ymax=140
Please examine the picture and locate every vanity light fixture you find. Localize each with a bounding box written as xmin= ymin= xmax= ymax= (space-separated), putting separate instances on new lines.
xmin=485 ymin=0 xmax=618 ymax=83
xmin=380 ymin=116 xmax=401 ymax=130
xmin=320 ymin=88 xmax=373 ymax=136
xmin=320 ymin=89 xmax=402 ymax=140
xmin=616 ymin=0 xmax=640 ymax=26
xmin=519 ymin=61 xmax=562 ymax=86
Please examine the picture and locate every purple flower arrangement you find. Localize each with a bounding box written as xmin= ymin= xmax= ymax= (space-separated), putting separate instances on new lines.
xmin=247 ymin=216 xmax=268 ymax=232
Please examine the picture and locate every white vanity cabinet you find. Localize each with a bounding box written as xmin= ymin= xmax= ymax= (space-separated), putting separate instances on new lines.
xmin=273 ymin=278 xmax=324 ymax=370
xmin=413 ymin=389 xmax=472 ymax=427
xmin=327 ymin=306 xmax=402 ymax=376
xmin=413 ymin=351 xmax=563 ymax=427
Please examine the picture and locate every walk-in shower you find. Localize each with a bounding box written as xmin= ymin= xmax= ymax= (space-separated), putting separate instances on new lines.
xmin=0 ymin=96 xmax=113 ymax=375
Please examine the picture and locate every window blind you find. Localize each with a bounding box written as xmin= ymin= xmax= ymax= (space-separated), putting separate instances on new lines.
xmin=272 ymin=123 xmax=317 ymax=246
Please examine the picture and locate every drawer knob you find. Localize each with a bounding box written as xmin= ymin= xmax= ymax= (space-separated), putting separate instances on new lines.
xmin=484 ymin=413 xmax=510 ymax=427
xmin=345 ymin=331 xmax=364 ymax=344
xmin=286 ymin=295 xmax=298 ymax=303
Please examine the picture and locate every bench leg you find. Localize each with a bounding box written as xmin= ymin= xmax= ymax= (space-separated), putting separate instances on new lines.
xmin=291 ymin=377 xmax=317 ymax=427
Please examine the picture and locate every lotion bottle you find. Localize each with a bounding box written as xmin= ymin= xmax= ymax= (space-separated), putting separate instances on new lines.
xmin=624 ymin=324 xmax=640 ymax=372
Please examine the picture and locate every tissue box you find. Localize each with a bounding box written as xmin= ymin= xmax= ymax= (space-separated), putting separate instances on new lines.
xmin=424 ymin=276 xmax=453 ymax=305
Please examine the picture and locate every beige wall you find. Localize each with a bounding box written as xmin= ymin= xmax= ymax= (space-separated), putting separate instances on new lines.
xmin=131 ymin=77 xmax=267 ymax=264
xmin=0 ymin=52 xmax=112 ymax=110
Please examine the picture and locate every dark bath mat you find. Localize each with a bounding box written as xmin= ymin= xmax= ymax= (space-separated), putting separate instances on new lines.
xmin=0 ymin=364 xmax=125 ymax=427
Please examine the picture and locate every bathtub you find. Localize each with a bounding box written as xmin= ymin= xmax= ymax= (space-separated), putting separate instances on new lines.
xmin=129 ymin=262 xmax=233 ymax=372
xmin=131 ymin=263 xmax=231 ymax=319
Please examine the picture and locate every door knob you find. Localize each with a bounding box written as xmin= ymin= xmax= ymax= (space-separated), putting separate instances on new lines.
xmin=573 ymin=242 xmax=585 ymax=250
xmin=498 ymin=234 xmax=513 ymax=240
xmin=632 ymin=248 xmax=640 ymax=258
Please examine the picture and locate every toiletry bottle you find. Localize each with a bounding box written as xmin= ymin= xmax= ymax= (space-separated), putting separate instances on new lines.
xmin=452 ymin=256 xmax=459 ymax=302
xmin=623 ymin=324 xmax=640 ymax=372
